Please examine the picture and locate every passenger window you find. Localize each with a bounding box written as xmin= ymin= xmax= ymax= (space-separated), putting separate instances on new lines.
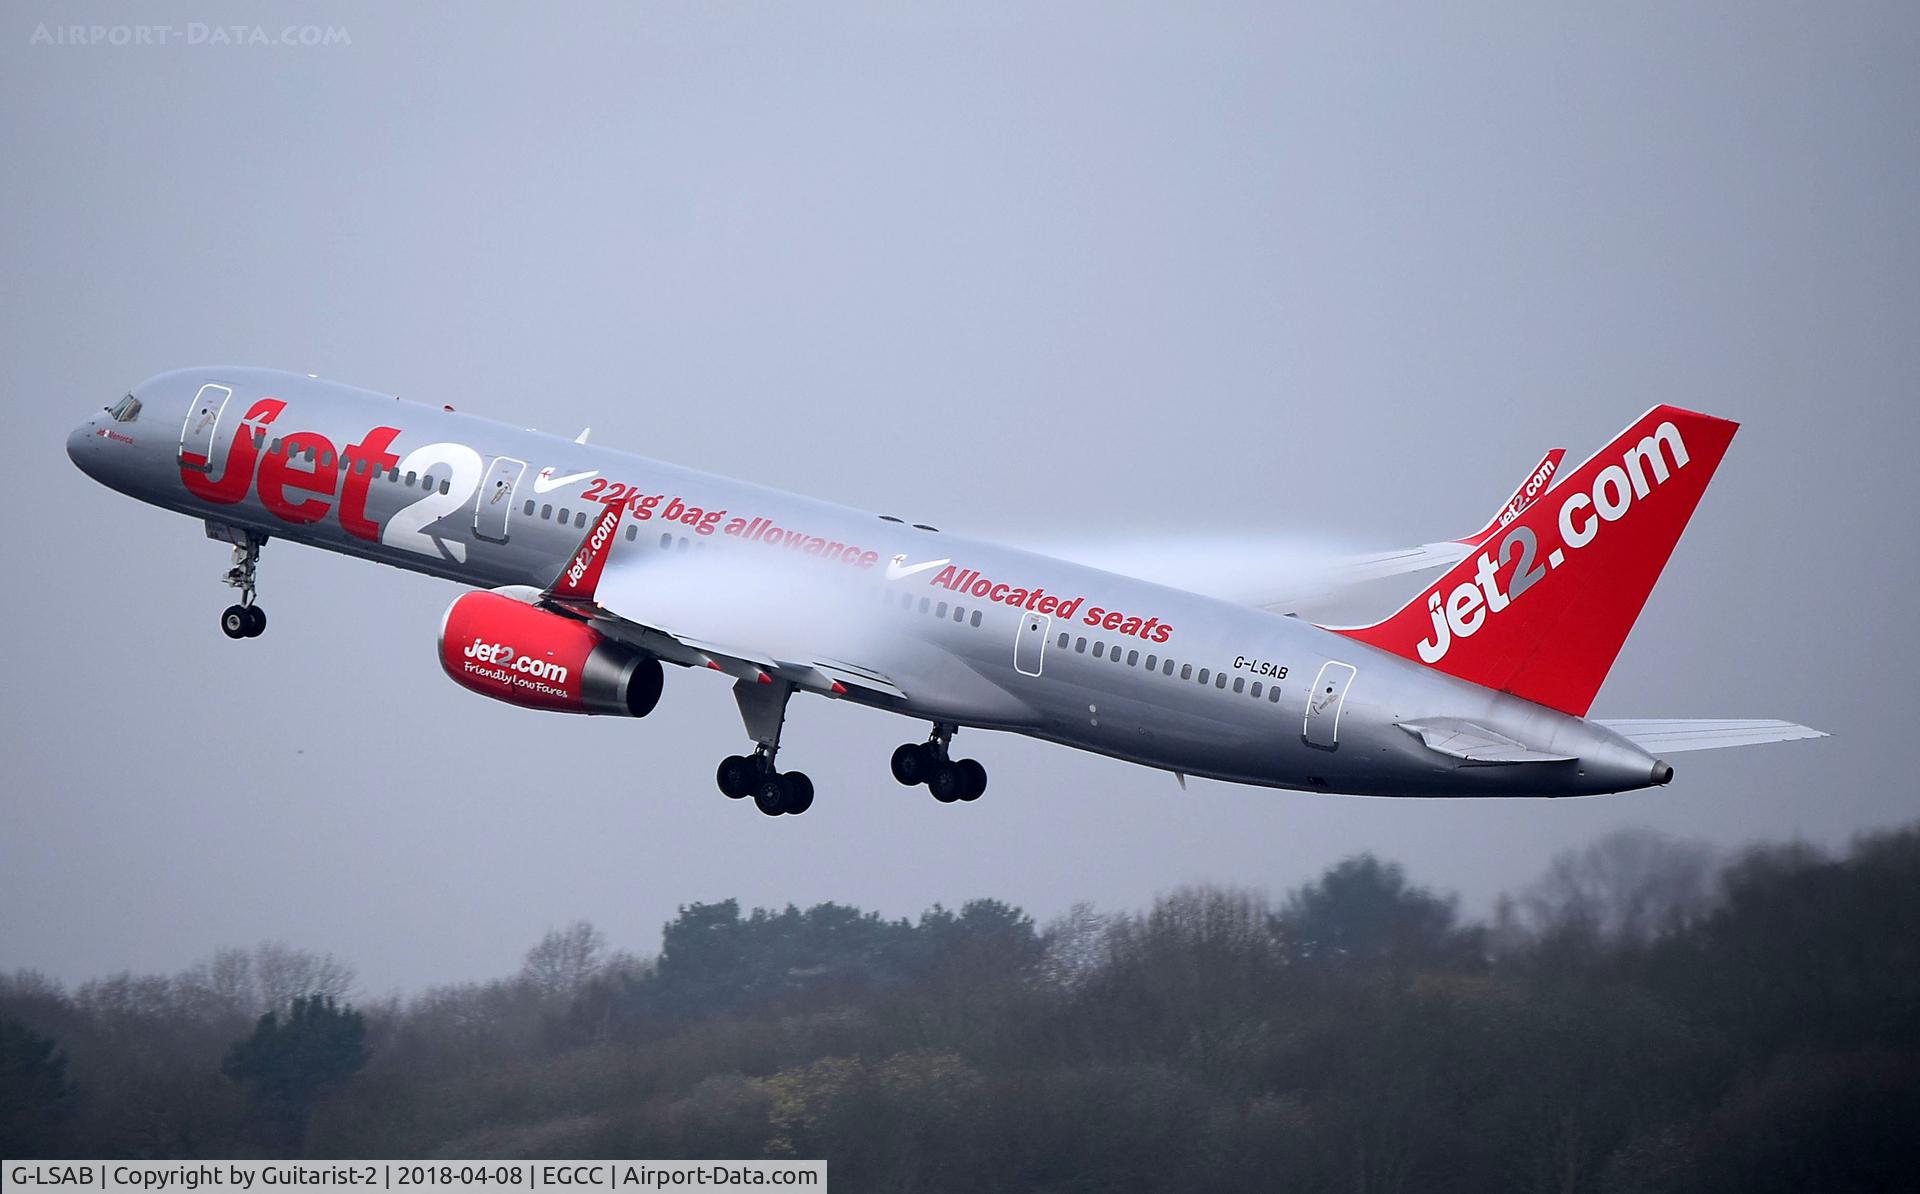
xmin=1198 ymin=668 xmax=1210 ymax=685
xmin=355 ymin=457 xmax=368 ymax=474
xmin=936 ymin=602 xmax=949 ymax=619
xmin=1076 ymin=637 xmax=1087 ymax=653
xmin=575 ymin=511 xmax=586 ymax=527
xmin=901 ymin=593 xmax=912 ymax=609
xmin=304 ymin=446 xmax=317 ymax=463
xmin=542 ymin=504 xmax=553 ymax=520
xmin=625 ymin=526 xmax=637 ymax=541
xmin=523 ymin=500 xmax=535 ymax=516
xmin=269 ymin=438 xmax=282 ymax=454
xmin=919 ymin=598 xmax=930 ymax=614
xmin=954 ymin=606 xmax=965 ymax=623
xmin=557 ymin=507 xmax=570 ymax=523
xmin=1093 ymin=642 xmax=1105 ymax=658
xmin=253 ymin=431 xmax=265 ymax=449
xmin=1127 ymin=650 xmax=1139 ymax=666
xmin=970 ymin=610 xmax=981 ymax=627
xmin=442 ymin=479 xmax=452 ymax=496
xmin=405 ymin=470 xmax=418 ymax=486
xmin=1058 ymin=632 xmax=1070 ymax=648
xmin=1164 ymin=659 xmax=1175 ymax=676
xmin=675 ymin=535 xmax=688 ymax=549
xmin=1232 ymin=677 xmax=1244 ymax=693
xmin=1181 ymin=664 xmax=1192 ymax=680
xmin=317 ymin=451 xmax=332 ymax=468
xmin=1269 ymin=686 xmax=1283 ymax=703
xmin=1146 ymin=655 xmax=1157 ymax=671
xmin=661 ymin=533 xmax=673 ymax=547
xmin=388 ymin=468 xmax=400 ymax=482
xmin=1216 ymin=673 xmax=1228 ymax=689
xmin=1251 ymin=682 xmax=1263 ymax=699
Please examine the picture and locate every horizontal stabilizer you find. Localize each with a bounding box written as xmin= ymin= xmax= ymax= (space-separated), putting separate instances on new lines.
xmin=1399 ymin=719 xmax=1576 ymax=765
xmin=1596 ymin=718 xmax=1828 ymax=753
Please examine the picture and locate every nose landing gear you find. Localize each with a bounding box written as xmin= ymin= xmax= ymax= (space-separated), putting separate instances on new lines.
xmin=211 ymin=524 xmax=268 ymax=639
xmin=891 ymin=723 xmax=987 ymax=803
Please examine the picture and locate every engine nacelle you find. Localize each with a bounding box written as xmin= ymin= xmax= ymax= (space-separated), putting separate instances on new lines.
xmin=438 ymin=590 xmax=663 ymax=717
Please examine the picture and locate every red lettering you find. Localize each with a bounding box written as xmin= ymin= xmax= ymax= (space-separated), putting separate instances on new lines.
xmin=258 ymin=432 xmax=338 ymax=524
xmin=338 ymin=427 xmax=401 ymax=541
xmin=1152 ymin=623 xmax=1172 ymax=644
xmin=1036 ymin=595 xmax=1058 ymax=614
xmin=181 ymin=398 xmax=285 ymax=504
xmin=1083 ymin=606 xmax=1105 ymax=628
xmin=1102 ymin=610 xmax=1124 ymax=631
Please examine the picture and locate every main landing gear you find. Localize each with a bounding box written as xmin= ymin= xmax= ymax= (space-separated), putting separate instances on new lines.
xmin=891 ymin=723 xmax=987 ymax=803
xmin=715 ymin=678 xmax=815 ymax=816
xmin=212 ymin=525 xmax=268 ymax=639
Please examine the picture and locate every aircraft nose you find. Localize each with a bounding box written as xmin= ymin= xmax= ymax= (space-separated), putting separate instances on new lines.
xmin=67 ymin=419 xmax=96 ymax=467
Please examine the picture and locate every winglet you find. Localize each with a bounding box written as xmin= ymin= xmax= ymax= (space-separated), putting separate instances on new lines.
xmin=1458 ymin=448 xmax=1566 ymax=547
xmin=548 ymin=500 xmax=626 ymax=602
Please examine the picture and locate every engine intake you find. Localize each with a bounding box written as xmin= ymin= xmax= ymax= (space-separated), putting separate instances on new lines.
xmin=438 ymin=590 xmax=662 ymax=717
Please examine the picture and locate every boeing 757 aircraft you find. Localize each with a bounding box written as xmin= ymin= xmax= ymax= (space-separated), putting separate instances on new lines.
xmin=68 ymin=369 xmax=1823 ymax=815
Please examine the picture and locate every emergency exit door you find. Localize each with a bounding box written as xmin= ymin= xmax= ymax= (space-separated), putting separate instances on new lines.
xmin=1302 ymin=661 xmax=1357 ymax=749
xmin=1013 ymin=612 xmax=1052 ymax=677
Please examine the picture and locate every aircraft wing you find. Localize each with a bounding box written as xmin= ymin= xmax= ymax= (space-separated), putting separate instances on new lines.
xmin=531 ymin=501 xmax=908 ymax=702
xmin=1039 ymin=449 xmax=1565 ymax=615
xmin=1595 ymin=719 xmax=1829 ymax=753
xmin=1250 ymin=447 xmax=1567 ymax=613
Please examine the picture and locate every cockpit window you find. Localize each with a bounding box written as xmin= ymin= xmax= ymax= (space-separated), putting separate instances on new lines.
xmin=107 ymin=394 xmax=142 ymax=423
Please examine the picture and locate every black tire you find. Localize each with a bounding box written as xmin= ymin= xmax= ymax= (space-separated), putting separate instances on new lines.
xmin=243 ymin=605 xmax=267 ymax=637
xmin=753 ymin=775 xmax=789 ymax=816
xmin=956 ymin=759 xmax=987 ymax=801
xmin=929 ymin=764 xmax=964 ymax=803
xmin=891 ymin=743 xmax=931 ymax=786
xmin=220 ymin=605 xmax=249 ymax=639
xmin=784 ymin=772 xmax=815 ymax=815
xmin=717 ymin=755 xmax=755 ymax=799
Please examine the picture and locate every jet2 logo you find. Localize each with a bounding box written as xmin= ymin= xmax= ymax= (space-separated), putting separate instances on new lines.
xmin=462 ymin=637 xmax=571 ymax=684
xmin=1417 ymin=422 xmax=1690 ymax=663
xmin=180 ymin=397 xmax=483 ymax=563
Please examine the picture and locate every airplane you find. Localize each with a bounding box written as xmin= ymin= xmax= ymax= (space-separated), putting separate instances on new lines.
xmin=67 ymin=368 xmax=1824 ymax=815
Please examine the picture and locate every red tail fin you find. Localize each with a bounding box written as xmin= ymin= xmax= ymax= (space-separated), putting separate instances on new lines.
xmin=1333 ymin=407 xmax=1738 ymax=716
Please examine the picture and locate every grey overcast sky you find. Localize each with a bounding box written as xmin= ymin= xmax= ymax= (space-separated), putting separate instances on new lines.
xmin=3 ymin=2 xmax=1915 ymax=995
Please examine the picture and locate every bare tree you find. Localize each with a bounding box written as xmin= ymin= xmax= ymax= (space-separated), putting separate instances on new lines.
xmin=1517 ymin=828 xmax=1719 ymax=945
xmin=520 ymin=921 xmax=607 ymax=1000
xmin=179 ymin=944 xmax=357 ymax=1021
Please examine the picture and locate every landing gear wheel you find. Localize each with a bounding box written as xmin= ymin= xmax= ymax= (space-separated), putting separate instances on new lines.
xmin=956 ymin=759 xmax=987 ymax=802
xmin=242 ymin=605 xmax=267 ymax=638
xmin=717 ymin=755 xmax=757 ymax=799
xmin=929 ymin=765 xmax=965 ymax=804
xmin=783 ymin=772 xmax=815 ymax=815
xmin=753 ymin=775 xmax=790 ymax=816
xmin=891 ymin=743 xmax=933 ymax=786
xmin=221 ymin=605 xmax=250 ymax=639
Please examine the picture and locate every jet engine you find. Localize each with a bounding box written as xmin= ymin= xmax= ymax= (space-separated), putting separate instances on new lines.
xmin=438 ymin=590 xmax=663 ymax=717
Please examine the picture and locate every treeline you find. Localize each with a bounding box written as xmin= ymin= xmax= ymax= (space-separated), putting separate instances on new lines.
xmin=4 ymin=823 xmax=1917 ymax=1192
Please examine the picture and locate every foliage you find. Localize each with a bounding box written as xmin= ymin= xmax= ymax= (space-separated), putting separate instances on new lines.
xmin=2 ymin=824 xmax=1916 ymax=1190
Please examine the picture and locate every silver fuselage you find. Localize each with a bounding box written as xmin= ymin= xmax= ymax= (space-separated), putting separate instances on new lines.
xmin=68 ymin=367 xmax=1667 ymax=797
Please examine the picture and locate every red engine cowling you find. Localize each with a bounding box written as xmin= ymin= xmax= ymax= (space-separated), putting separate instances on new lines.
xmin=438 ymin=591 xmax=663 ymax=717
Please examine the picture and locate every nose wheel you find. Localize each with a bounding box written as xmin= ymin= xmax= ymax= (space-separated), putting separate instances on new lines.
xmin=211 ymin=524 xmax=269 ymax=639
xmin=220 ymin=603 xmax=266 ymax=639
xmin=890 ymin=725 xmax=987 ymax=802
